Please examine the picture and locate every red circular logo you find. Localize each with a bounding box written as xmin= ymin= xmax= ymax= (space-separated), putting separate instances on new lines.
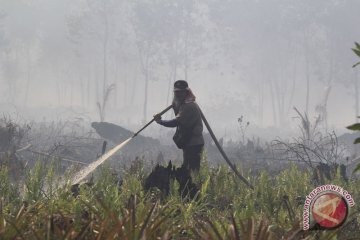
xmin=311 ymin=192 xmax=348 ymax=229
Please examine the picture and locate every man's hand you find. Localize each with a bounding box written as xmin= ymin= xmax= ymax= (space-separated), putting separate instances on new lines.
xmin=153 ymin=113 xmax=162 ymax=123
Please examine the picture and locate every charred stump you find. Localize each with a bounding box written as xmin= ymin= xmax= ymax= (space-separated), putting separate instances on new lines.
xmin=144 ymin=161 xmax=199 ymax=200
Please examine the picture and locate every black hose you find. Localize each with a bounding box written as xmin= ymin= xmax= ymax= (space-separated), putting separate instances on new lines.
xmin=199 ymin=108 xmax=254 ymax=190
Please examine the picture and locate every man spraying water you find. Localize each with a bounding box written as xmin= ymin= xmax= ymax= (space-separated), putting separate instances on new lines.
xmin=69 ymin=80 xmax=253 ymax=190
xmin=153 ymin=80 xmax=204 ymax=172
xmin=153 ymin=80 xmax=253 ymax=190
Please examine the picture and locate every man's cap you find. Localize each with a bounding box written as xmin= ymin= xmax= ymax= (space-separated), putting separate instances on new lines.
xmin=174 ymin=80 xmax=188 ymax=91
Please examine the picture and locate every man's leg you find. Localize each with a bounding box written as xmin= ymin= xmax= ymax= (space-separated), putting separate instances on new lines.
xmin=179 ymin=145 xmax=203 ymax=199
xmin=182 ymin=144 xmax=203 ymax=172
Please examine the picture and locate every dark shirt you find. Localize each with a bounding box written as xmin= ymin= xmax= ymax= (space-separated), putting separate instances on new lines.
xmin=158 ymin=119 xmax=178 ymax=128
xmin=158 ymin=98 xmax=204 ymax=147
xmin=176 ymin=102 xmax=204 ymax=146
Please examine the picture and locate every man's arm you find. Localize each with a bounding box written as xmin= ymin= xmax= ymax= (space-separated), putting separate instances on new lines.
xmin=153 ymin=112 xmax=178 ymax=127
xmin=157 ymin=119 xmax=178 ymax=128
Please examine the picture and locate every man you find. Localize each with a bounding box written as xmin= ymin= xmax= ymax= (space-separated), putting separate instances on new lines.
xmin=153 ymin=80 xmax=204 ymax=172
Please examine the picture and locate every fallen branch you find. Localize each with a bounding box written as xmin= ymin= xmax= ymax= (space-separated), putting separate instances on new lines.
xmin=25 ymin=148 xmax=88 ymax=165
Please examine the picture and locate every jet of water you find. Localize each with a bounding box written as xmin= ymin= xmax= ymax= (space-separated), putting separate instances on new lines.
xmin=65 ymin=105 xmax=173 ymax=187
xmin=71 ymin=137 xmax=133 ymax=185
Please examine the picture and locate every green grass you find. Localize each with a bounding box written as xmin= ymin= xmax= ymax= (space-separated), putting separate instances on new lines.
xmin=0 ymin=157 xmax=359 ymax=239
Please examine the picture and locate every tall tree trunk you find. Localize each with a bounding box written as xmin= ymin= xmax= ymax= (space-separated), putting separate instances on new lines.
xmin=113 ymin=63 xmax=119 ymax=108
xmin=304 ymin=31 xmax=311 ymax=115
xmin=122 ymin=72 xmax=127 ymax=107
xmin=24 ymin=46 xmax=31 ymax=107
xmin=324 ymin=52 xmax=335 ymax=132
xmin=184 ymin=28 xmax=189 ymax=80
xmin=70 ymin=79 xmax=74 ymax=106
xmin=167 ymin=40 xmax=179 ymax=109
xmin=80 ymin=77 xmax=86 ymax=109
xmin=269 ymin=78 xmax=278 ymax=126
xmin=355 ymin=69 xmax=359 ymax=123
xmin=287 ymin=45 xmax=298 ymax=116
xmin=166 ymin=73 xmax=172 ymax=107
xmin=130 ymin=75 xmax=137 ymax=108
xmin=87 ymin=68 xmax=91 ymax=108
xmin=305 ymin=53 xmax=310 ymax=115
xmin=54 ymin=64 xmax=64 ymax=106
xmin=142 ymin=53 xmax=150 ymax=124
xmin=95 ymin=69 xmax=99 ymax=108
xmin=166 ymin=63 xmax=177 ymax=106
xmin=274 ymin=75 xmax=284 ymax=125
xmin=143 ymin=74 xmax=149 ymax=124
xmin=102 ymin=8 xmax=109 ymax=119
xmin=56 ymin=81 xmax=61 ymax=106
xmin=257 ymin=77 xmax=264 ymax=126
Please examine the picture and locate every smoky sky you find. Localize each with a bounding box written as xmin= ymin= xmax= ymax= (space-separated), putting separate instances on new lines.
xmin=1 ymin=0 xmax=360 ymax=139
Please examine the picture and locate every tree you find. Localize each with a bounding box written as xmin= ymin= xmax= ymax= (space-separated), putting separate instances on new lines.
xmin=67 ymin=0 xmax=128 ymax=119
xmin=208 ymin=0 xmax=358 ymax=128
xmin=352 ymin=42 xmax=360 ymax=123
xmin=131 ymin=0 xmax=173 ymax=123
xmin=130 ymin=0 xmax=210 ymax=123
xmin=208 ymin=0 xmax=305 ymax=126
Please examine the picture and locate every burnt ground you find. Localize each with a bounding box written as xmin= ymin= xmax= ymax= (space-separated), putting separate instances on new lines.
xmin=0 ymin=117 xmax=357 ymax=186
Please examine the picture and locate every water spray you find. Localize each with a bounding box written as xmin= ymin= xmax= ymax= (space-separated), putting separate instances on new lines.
xmin=70 ymin=105 xmax=173 ymax=185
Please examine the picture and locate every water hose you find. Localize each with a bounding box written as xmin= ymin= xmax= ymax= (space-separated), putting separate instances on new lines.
xmin=138 ymin=104 xmax=254 ymax=189
xmin=133 ymin=105 xmax=173 ymax=137
xmin=199 ymin=108 xmax=254 ymax=190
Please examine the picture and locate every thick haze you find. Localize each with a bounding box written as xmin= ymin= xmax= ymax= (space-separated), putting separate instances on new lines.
xmin=1 ymin=0 xmax=360 ymax=140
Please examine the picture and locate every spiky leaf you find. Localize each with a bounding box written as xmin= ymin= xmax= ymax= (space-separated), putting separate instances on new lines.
xmin=346 ymin=123 xmax=360 ymax=131
xmin=355 ymin=41 xmax=360 ymax=49
xmin=353 ymin=62 xmax=360 ymax=68
xmin=352 ymin=48 xmax=360 ymax=57
xmin=352 ymin=163 xmax=360 ymax=174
